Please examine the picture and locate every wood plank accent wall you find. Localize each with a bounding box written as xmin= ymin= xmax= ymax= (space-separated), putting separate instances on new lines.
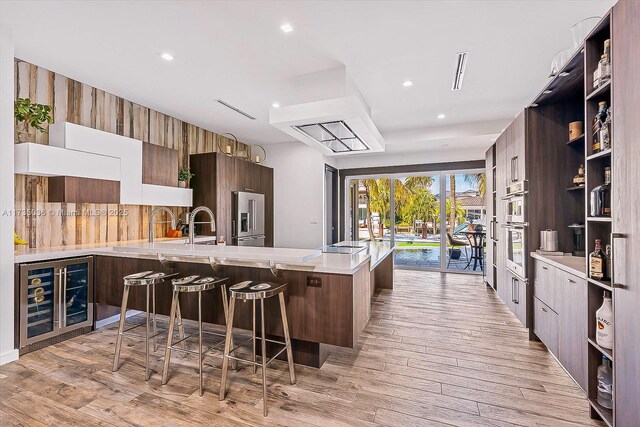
xmin=14 ymin=59 xmax=248 ymax=248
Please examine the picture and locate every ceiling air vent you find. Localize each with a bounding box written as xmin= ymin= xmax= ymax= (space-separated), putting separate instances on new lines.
xmin=451 ymin=51 xmax=469 ymax=91
xmin=295 ymin=120 xmax=369 ymax=153
xmin=215 ymin=99 xmax=256 ymax=120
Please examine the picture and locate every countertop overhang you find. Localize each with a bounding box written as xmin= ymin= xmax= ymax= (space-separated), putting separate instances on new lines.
xmin=14 ymin=239 xmax=395 ymax=275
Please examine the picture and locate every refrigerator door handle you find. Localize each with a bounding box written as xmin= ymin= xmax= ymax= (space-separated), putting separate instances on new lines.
xmin=62 ymin=267 xmax=67 ymax=328
xmin=58 ymin=268 xmax=63 ymax=327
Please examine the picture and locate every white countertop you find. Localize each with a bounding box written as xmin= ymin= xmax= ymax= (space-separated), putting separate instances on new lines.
xmin=14 ymin=239 xmax=394 ymax=275
xmin=531 ymin=252 xmax=586 ymax=278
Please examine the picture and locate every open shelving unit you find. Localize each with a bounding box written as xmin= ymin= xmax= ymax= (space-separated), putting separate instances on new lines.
xmin=583 ymin=12 xmax=614 ymax=427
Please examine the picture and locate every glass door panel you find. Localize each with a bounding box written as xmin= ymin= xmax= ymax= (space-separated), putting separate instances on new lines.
xmin=393 ymin=175 xmax=442 ymax=269
xmin=24 ymin=266 xmax=56 ymax=339
xmin=445 ymin=173 xmax=487 ymax=273
xmin=63 ymin=261 xmax=90 ymax=327
xmin=358 ymin=178 xmax=391 ymax=242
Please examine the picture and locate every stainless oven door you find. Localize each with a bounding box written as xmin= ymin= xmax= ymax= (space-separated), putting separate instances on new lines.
xmin=503 ymin=224 xmax=526 ymax=278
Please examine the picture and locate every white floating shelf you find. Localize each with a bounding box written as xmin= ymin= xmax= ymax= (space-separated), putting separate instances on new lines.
xmin=141 ymin=184 xmax=193 ymax=207
xmin=14 ymin=142 xmax=120 ymax=180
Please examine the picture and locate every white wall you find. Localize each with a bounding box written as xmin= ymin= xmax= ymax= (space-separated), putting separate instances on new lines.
xmin=0 ymin=24 xmax=17 ymax=365
xmin=264 ymin=142 xmax=336 ymax=249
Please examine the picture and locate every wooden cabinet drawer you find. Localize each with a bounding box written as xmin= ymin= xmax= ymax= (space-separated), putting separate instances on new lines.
xmin=558 ymin=271 xmax=587 ymax=391
xmin=534 ymin=296 xmax=558 ymax=356
xmin=534 ymin=260 xmax=557 ymax=311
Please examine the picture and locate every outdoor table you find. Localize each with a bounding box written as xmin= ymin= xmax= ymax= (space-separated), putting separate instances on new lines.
xmin=460 ymin=230 xmax=486 ymax=271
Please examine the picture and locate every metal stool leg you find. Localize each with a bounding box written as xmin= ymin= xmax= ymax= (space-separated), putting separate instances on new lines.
xmin=176 ymin=297 xmax=187 ymax=355
xmin=152 ymin=282 xmax=158 ymax=352
xmin=252 ymin=299 xmax=257 ymax=374
xmin=198 ymin=290 xmax=204 ymax=396
xmin=112 ymin=283 xmax=130 ymax=372
xmin=220 ymin=284 xmax=237 ymax=371
xmin=162 ymin=290 xmax=179 ymax=385
xmin=145 ymin=283 xmax=151 ymax=381
xmin=219 ymin=295 xmax=236 ymax=401
xmin=278 ymin=293 xmax=296 ymax=385
xmin=260 ymin=298 xmax=268 ymax=417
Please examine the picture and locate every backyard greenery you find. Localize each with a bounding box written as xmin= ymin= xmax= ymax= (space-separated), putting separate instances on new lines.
xmin=361 ymin=174 xmax=485 ymax=239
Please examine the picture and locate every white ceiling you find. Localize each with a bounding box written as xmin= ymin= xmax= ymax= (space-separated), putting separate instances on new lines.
xmin=0 ymin=0 xmax=615 ymax=156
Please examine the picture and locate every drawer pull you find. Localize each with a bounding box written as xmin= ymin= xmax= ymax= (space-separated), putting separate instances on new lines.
xmin=541 ymin=307 xmax=547 ymax=313
xmin=542 ymin=266 xmax=548 ymax=270
xmin=568 ymin=279 xmax=576 ymax=284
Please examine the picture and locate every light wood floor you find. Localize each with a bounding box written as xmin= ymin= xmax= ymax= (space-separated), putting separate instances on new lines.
xmin=0 ymin=270 xmax=603 ymax=426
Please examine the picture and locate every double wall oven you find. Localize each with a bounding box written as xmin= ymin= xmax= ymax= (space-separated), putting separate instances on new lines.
xmin=502 ymin=180 xmax=527 ymax=279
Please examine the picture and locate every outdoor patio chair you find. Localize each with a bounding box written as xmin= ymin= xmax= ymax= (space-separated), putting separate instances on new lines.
xmin=447 ymin=232 xmax=469 ymax=268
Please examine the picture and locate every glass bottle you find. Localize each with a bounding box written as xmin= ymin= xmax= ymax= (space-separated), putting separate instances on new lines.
xmin=596 ymin=291 xmax=614 ymax=349
xmin=592 ymin=102 xmax=609 ymax=154
xmin=597 ymin=355 xmax=613 ymax=409
xmin=590 ymin=167 xmax=611 ymax=217
xmin=598 ymin=54 xmax=611 ymax=84
xmin=589 ymin=239 xmax=607 ymax=280
xmin=601 ymin=107 xmax=612 ymax=151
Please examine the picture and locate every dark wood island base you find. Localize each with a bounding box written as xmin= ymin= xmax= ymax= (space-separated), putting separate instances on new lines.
xmin=94 ymin=252 xmax=394 ymax=368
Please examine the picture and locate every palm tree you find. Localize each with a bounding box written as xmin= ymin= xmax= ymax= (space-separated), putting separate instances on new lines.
xmin=449 ymin=175 xmax=456 ymax=233
xmin=463 ymin=173 xmax=486 ymax=197
xmin=361 ymin=179 xmax=378 ymax=241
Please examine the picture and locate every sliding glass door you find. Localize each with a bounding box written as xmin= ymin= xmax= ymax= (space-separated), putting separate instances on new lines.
xmin=347 ymin=170 xmax=486 ymax=274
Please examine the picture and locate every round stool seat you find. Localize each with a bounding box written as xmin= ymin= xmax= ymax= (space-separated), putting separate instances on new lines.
xmin=124 ymin=271 xmax=176 ymax=286
xmin=171 ymin=275 xmax=227 ymax=293
xmin=229 ymin=281 xmax=286 ymax=300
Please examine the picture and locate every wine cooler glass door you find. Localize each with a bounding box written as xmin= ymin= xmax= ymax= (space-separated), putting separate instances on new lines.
xmin=61 ymin=258 xmax=93 ymax=330
xmin=20 ymin=263 xmax=59 ymax=346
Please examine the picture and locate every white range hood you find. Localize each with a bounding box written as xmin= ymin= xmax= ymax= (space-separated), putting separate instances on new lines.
xmin=269 ymin=67 xmax=385 ymax=156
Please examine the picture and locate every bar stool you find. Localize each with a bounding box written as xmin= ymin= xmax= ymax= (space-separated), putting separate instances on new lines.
xmin=161 ymin=275 xmax=231 ymax=396
xmin=113 ymin=271 xmax=179 ymax=381
xmin=219 ymin=281 xmax=296 ymax=416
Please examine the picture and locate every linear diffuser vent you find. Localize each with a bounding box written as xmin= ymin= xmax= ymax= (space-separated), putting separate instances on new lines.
xmin=215 ymin=99 xmax=256 ymax=120
xmin=451 ymin=51 xmax=469 ymax=91
xmin=295 ymin=120 xmax=369 ymax=153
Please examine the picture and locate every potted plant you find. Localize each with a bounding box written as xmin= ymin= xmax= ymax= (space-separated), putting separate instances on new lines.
xmin=178 ymin=167 xmax=194 ymax=188
xmin=14 ymin=98 xmax=53 ymax=142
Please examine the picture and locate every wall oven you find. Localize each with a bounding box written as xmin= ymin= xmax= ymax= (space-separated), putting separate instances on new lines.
xmin=502 ymin=180 xmax=527 ymax=223
xmin=502 ymin=223 xmax=527 ymax=279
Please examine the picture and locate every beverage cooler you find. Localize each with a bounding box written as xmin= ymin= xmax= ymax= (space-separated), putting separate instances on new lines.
xmin=19 ymin=256 xmax=94 ymax=353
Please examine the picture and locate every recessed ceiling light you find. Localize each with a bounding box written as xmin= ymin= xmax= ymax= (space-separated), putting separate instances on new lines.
xmin=437 ymin=114 xmax=446 ymax=119
xmin=543 ymin=89 xmax=553 ymax=94
xmin=530 ymin=103 xmax=539 ymax=107
xmin=402 ymin=80 xmax=413 ymax=87
xmin=559 ymin=71 xmax=570 ymax=77
xmin=160 ymin=52 xmax=174 ymax=61
xmin=272 ymin=102 xmax=280 ymax=108
xmin=280 ymin=23 xmax=293 ymax=33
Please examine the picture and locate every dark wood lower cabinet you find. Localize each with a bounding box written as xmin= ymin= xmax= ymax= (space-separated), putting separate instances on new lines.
xmin=94 ymin=255 xmax=375 ymax=367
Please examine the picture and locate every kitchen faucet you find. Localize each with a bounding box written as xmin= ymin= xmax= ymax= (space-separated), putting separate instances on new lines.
xmin=188 ymin=206 xmax=216 ymax=245
xmin=148 ymin=206 xmax=176 ymax=243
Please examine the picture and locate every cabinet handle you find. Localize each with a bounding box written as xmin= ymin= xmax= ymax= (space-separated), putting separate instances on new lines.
xmin=541 ymin=307 xmax=547 ymax=313
xmin=611 ymin=232 xmax=626 ymax=290
xmin=58 ymin=268 xmax=63 ymax=327
xmin=568 ymin=279 xmax=576 ymax=284
xmin=542 ymin=266 xmax=548 ymax=271
xmin=514 ymin=278 xmax=519 ymax=304
xmin=62 ymin=267 xmax=67 ymax=328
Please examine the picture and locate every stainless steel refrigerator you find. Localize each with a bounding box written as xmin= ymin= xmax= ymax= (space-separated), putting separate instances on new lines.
xmin=232 ymin=191 xmax=265 ymax=246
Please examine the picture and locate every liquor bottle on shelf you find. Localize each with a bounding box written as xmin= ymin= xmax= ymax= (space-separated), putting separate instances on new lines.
xmin=573 ymin=164 xmax=585 ymax=187
xmin=590 ymin=239 xmax=608 ymax=280
xmin=592 ymin=102 xmax=610 ymax=154
xmin=596 ymin=291 xmax=614 ymax=349
xmin=590 ymin=167 xmax=611 ymax=217
xmin=593 ymin=39 xmax=612 ymax=89
xmin=597 ymin=355 xmax=613 ymax=409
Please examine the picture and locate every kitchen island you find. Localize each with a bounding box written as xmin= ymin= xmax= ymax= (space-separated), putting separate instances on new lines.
xmin=15 ymin=240 xmax=394 ymax=367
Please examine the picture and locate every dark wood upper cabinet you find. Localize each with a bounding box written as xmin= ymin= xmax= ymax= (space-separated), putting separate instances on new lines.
xmin=190 ymin=153 xmax=274 ymax=247
xmin=48 ymin=176 xmax=120 ymax=204
xmin=142 ymin=142 xmax=179 ymax=187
